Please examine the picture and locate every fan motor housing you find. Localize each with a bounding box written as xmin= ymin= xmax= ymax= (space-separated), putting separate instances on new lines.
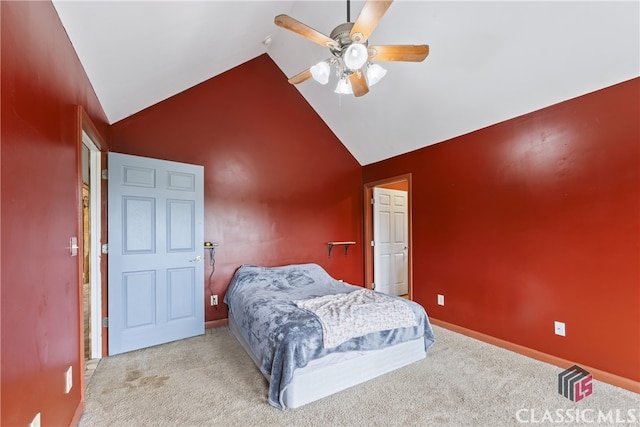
xmin=329 ymin=22 xmax=367 ymax=56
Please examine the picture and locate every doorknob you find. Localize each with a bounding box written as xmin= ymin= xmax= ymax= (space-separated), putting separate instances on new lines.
xmin=189 ymin=256 xmax=202 ymax=263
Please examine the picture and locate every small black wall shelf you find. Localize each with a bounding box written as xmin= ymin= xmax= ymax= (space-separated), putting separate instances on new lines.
xmin=327 ymin=241 xmax=356 ymax=258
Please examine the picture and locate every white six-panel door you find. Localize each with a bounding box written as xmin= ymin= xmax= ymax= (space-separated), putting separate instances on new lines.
xmin=373 ymin=187 xmax=409 ymax=296
xmin=108 ymin=153 xmax=204 ymax=355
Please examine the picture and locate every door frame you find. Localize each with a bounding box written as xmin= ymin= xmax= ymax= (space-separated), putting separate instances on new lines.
xmin=75 ymin=106 xmax=108 ymax=395
xmin=363 ymin=173 xmax=413 ymax=299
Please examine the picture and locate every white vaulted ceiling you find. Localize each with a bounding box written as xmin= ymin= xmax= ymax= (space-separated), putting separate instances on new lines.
xmin=53 ymin=1 xmax=639 ymax=165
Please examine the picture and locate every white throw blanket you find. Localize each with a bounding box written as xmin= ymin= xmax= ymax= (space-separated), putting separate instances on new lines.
xmin=294 ymin=289 xmax=418 ymax=349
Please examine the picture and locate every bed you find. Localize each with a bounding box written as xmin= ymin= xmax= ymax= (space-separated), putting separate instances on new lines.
xmin=224 ymin=263 xmax=436 ymax=410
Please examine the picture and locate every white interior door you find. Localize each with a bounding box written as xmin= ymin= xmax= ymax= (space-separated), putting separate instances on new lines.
xmin=108 ymin=152 xmax=204 ymax=355
xmin=373 ymin=187 xmax=408 ymax=296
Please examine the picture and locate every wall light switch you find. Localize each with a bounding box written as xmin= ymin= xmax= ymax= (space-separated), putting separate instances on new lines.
xmin=65 ymin=366 xmax=72 ymax=393
xmin=30 ymin=413 xmax=41 ymax=427
xmin=69 ymin=237 xmax=78 ymax=256
xmin=554 ymin=321 xmax=566 ymax=336
xmin=437 ymin=294 xmax=445 ymax=306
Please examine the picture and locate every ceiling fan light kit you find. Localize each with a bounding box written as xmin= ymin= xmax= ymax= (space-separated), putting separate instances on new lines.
xmin=343 ymin=43 xmax=369 ymax=70
xmin=310 ymin=61 xmax=331 ymax=85
xmin=274 ymin=0 xmax=429 ymax=98
xmin=335 ymin=77 xmax=354 ymax=95
xmin=366 ymin=63 xmax=387 ymax=86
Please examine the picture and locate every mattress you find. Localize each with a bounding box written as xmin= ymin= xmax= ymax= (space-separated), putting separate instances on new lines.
xmin=224 ymin=263 xmax=435 ymax=409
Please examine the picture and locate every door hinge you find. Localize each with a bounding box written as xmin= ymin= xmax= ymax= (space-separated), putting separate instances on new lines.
xmin=370 ymin=240 xmax=375 ymax=247
xmin=371 ymin=197 xmax=375 ymax=205
xmin=101 ymin=169 xmax=108 ymax=180
xmin=101 ymin=243 xmax=108 ymax=254
xmin=371 ymin=283 xmax=375 ymax=290
xmin=102 ymin=317 xmax=109 ymax=328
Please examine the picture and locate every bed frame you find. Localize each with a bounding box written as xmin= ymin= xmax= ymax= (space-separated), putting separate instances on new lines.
xmin=228 ymin=312 xmax=426 ymax=409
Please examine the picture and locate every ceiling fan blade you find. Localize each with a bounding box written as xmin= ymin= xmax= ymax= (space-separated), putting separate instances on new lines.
xmin=275 ymin=14 xmax=338 ymax=49
xmin=350 ymin=0 xmax=393 ymax=43
xmin=288 ymin=68 xmax=313 ymax=85
xmin=368 ymin=45 xmax=430 ymax=62
xmin=349 ymin=71 xmax=370 ymax=97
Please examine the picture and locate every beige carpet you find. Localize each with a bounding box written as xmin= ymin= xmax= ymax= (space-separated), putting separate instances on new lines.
xmin=80 ymin=325 xmax=639 ymax=426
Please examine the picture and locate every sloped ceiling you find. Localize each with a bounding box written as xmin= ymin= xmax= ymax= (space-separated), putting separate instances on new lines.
xmin=53 ymin=1 xmax=639 ymax=165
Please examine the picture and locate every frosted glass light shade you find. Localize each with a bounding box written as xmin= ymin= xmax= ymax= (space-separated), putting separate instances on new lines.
xmin=310 ymin=61 xmax=330 ymax=85
xmin=366 ymin=63 xmax=387 ymax=86
xmin=334 ymin=78 xmax=353 ymax=95
xmin=343 ymin=43 xmax=368 ymax=70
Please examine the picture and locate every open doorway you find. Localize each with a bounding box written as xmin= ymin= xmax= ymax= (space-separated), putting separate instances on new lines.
xmin=364 ymin=174 xmax=412 ymax=299
xmin=77 ymin=107 xmax=107 ymax=396
xmin=81 ymin=130 xmax=103 ymax=364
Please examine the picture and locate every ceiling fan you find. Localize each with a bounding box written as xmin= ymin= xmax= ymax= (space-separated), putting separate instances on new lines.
xmin=274 ymin=0 xmax=429 ymax=97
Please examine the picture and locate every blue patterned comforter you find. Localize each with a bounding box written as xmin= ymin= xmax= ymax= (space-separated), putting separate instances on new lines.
xmin=224 ymin=263 xmax=436 ymax=410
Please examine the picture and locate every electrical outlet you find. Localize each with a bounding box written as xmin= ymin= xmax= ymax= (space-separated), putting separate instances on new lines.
xmin=30 ymin=413 xmax=41 ymax=427
xmin=210 ymin=294 xmax=218 ymax=306
xmin=554 ymin=321 xmax=566 ymax=336
xmin=65 ymin=366 xmax=72 ymax=393
xmin=437 ymin=294 xmax=445 ymax=306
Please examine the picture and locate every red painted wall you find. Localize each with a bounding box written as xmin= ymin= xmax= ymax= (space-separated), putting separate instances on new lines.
xmin=110 ymin=55 xmax=364 ymax=322
xmin=2 ymin=4 xmax=636 ymax=426
xmin=363 ymin=78 xmax=640 ymax=382
xmin=1 ymin=1 xmax=109 ymax=425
